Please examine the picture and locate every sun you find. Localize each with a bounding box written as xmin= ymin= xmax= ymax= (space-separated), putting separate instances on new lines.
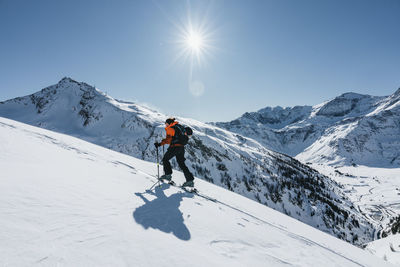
xmin=167 ymin=4 xmax=218 ymax=68
xmin=185 ymin=31 xmax=204 ymax=52
xmin=173 ymin=23 xmax=214 ymax=67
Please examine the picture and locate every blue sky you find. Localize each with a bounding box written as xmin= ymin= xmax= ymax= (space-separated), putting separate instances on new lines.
xmin=1 ymin=0 xmax=399 ymax=122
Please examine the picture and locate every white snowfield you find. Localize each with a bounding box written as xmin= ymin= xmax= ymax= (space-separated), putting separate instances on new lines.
xmin=308 ymin=163 xmax=400 ymax=237
xmin=366 ymin=234 xmax=400 ymax=266
xmin=0 ymin=117 xmax=392 ymax=267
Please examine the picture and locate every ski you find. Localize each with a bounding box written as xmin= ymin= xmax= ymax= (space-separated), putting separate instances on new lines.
xmin=158 ymin=178 xmax=176 ymax=186
xmin=151 ymin=175 xmax=217 ymax=203
xmin=180 ymin=186 xmax=217 ymax=202
xmin=180 ymin=186 xmax=198 ymax=194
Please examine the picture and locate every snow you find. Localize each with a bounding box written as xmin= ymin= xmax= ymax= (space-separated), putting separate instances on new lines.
xmin=0 ymin=116 xmax=392 ymax=266
xmin=307 ymin=163 xmax=400 ymax=237
xmin=366 ymin=234 xmax=400 ymax=266
xmin=306 ymin=162 xmax=400 ymax=263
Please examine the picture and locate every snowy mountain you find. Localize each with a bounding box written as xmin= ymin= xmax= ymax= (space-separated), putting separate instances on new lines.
xmin=0 ymin=77 xmax=378 ymax=245
xmin=215 ymin=87 xmax=400 ymax=260
xmin=0 ymin=117 xmax=392 ymax=266
xmin=215 ymin=89 xmax=400 ymax=167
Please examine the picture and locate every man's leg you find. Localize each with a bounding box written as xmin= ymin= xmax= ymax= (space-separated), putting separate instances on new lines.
xmin=176 ymin=147 xmax=194 ymax=182
xmin=162 ymin=147 xmax=176 ymax=175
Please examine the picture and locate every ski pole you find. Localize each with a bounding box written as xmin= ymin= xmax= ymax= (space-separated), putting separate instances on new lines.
xmin=156 ymin=145 xmax=161 ymax=188
xmin=156 ymin=146 xmax=160 ymax=178
xmin=162 ymin=145 xmax=165 ymax=175
xmin=148 ymin=180 xmax=159 ymax=191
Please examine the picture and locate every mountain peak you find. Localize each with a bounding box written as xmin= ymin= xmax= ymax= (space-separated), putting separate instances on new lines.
xmin=338 ymin=92 xmax=368 ymax=100
xmin=55 ymin=77 xmax=98 ymax=95
xmin=58 ymin=76 xmax=80 ymax=85
xmin=257 ymin=105 xmax=284 ymax=114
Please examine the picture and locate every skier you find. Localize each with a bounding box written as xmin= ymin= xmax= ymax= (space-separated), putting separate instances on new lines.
xmin=154 ymin=118 xmax=194 ymax=187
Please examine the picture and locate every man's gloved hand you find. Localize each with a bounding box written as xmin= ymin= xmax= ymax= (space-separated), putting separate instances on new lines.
xmin=154 ymin=142 xmax=161 ymax=148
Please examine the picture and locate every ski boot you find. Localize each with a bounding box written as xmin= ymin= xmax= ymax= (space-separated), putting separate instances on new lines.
xmin=159 ymin=174 xmax=172 ymax=182
xmin=182 ymin=180 xmax=194 ymax=188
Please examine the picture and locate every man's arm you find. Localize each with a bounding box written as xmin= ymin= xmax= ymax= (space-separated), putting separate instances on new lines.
xmin=160 ymin=135 xmax=172 ymax=146
xmin=159 ymin=127 xmax=175 ymax=146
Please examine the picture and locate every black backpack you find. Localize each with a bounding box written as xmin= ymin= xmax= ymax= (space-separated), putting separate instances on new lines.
xmin=172 ymin=124 xmax=193 ymax=145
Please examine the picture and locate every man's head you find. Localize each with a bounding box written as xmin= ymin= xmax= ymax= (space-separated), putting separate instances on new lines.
xmin=165 ymin=117 xmax=175 ymax=127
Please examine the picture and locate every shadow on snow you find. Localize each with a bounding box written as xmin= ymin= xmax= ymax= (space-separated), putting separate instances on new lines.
xmin=133 ymin=184 xmax=194 ymax=241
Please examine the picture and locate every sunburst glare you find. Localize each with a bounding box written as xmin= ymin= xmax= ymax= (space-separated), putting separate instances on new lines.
xmin=159 ymin=2 xmax=219 ymax=97
xmin=185 ymin=30 xmax=204 ymax=53
xmin=173 ymin=16 xmax=216 ymax=69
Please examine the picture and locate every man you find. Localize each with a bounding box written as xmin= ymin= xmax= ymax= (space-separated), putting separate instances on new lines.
xmin=154 ymin=118 xmax=194 ymax=187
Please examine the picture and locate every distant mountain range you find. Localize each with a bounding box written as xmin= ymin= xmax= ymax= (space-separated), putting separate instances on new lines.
xmin=215 ymin=89 xmax=400 ymax=168
xmin=1 ymin=77 xmax=397 ymax=246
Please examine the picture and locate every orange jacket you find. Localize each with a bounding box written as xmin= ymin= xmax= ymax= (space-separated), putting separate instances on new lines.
xmin=160 ymin=121 xmax=183 ymax=147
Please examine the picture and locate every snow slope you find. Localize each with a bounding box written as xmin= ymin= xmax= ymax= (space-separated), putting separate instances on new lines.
xmin=0 ymin=77 xmax=376 ymax=245
xmin=366 ymin=234 xmax=400 ymax=266
xmin=0 ymin=117 xmax=392 ymax=266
